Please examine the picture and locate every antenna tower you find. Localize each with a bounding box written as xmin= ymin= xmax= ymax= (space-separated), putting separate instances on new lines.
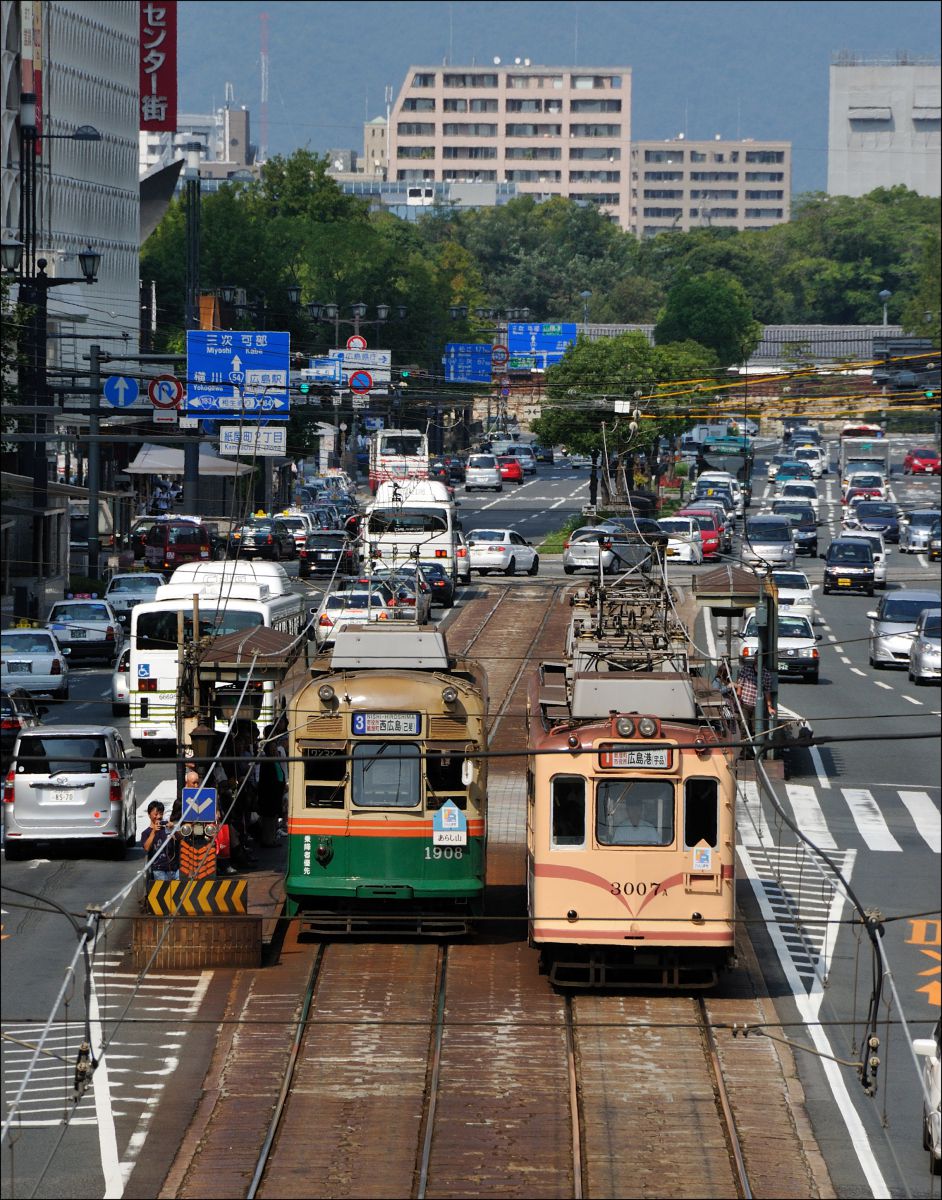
xmin=259 ymin=12 xmax=270 ymax=162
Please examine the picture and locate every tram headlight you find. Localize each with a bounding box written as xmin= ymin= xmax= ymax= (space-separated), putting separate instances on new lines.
xmin=318 ymin=684 xmax=336 ymax=704
xmin=567 ymin=733 xmax=580 ymax=750
xmin=181 ymin=823 xmax=194 ymax=837
xmin=205 ymin=823 xmax=218 ymax=838
xmin=638 ymin=717 xmax=658 ymax=738
xmin=615 ymin=716 xmax=635 ymax=737
xmin=441 ymin=686 xmax=459 ymax=705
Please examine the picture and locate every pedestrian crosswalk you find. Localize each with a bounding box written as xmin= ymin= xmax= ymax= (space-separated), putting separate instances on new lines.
xmin=737 ymin=780 xmax=939 ymax=855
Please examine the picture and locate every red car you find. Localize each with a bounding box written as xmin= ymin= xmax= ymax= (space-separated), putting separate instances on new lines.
xmin=497 ymin=455 xmax=525 ymax=485
xmin=903 ymin=447 xmax=941 ymax=475
xmin=677 ymin=509 xmax=722 ymax=559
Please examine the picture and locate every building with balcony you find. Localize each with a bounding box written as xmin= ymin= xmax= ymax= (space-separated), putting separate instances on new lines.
xmin=386 ymin=65 xmax=631 ymax=227
xmin=629 ymin=137 xmax=792 ymax=237
xmin=827 ymin=56 xmax=941 ymax=197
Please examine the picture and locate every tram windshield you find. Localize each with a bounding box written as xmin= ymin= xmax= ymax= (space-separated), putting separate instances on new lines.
xmin=368 ymin=507 xmax=449 ymax=534
xmin=351 ymin=742 xmax=421 ymax=807
xmin=596 ymin=780 xmax=674 ymax=846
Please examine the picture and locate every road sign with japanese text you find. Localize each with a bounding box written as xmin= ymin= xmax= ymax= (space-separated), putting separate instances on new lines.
xmin=185 ymin=330 xmax=290 ymax=418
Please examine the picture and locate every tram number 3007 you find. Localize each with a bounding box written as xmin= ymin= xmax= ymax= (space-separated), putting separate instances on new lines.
xmin=610 ymin=880 xmax=667 ymax=897
xmin=424 ymin=846 xmax=465 ymax=860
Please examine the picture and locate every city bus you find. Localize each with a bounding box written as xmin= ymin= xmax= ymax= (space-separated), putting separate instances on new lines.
xmin=128 ymin=580 xmax=304 ymax=754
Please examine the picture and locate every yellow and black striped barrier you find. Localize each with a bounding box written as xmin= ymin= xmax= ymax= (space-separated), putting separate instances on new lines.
xmin=146 ymin=878 xmax=247 ymax=916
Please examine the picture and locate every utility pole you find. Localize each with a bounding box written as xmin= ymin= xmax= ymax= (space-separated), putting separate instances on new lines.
xmin=183 ymin=144 xmax=201 ymax=510
xmin=87 ymin=344 xmax=104 ymax=580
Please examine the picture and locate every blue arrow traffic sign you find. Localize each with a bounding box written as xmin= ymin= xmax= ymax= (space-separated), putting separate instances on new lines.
xmin=102 ymin=375 xmax=139 ymax=408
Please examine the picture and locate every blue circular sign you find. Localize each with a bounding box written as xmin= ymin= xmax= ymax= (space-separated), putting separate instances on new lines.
xmin=102 ymin=374 xmax=139 ymax=408
xmin=349 ymin=370 xmax=372 ymax=395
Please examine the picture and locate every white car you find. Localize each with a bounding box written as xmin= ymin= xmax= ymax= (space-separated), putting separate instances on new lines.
xmin=0 ymin=627 xmax=71 ymax=700
xmin=111 ymin=644 xmax=130 ymax=716
xmin=103 ymin=572 xmax=166 ymax=629
xmin=839 ymin=530 xmax=887 ymax=587
xmin=698 ymin=472 xmax=744 ymax=517
xmin=915 ymin=1018 xmax=941 ymax=1176
xmin=464 ymin=454 xmax=503 ymax=492
xmin=739 ymin=608 xmax=820 ymax=683
xmin=467 ymin=528 xmax=539 ymax=576
xmin=656 ymin=517 xmax=703 ymax=564
xmin=770 ymin=570 xmax=815 ymax=621
xmin=778 ymin=481 xmax=820 ymax=522
xmin=793 ymin=447 xmax=825 ymax=478
xmin=313 ymin=590 xmax=396 ymax=648
xmin=46 ymin=599 xmax=121 ymax=665
xmin=909 ymin=609 xmax=942 ymax=685
xmin=900 ymin=510 xmax=942 ymax=555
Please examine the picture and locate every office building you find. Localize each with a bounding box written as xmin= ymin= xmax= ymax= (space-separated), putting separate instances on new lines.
xmin=138 ymin=84 xmax=259 ymax=187
xmin=386 ymin=65 xmax=631 ymax=227
xmin=629 ymin=138 xmax=792 ymax=237
xmin=827 ymin=56 xmax=941 ymax=197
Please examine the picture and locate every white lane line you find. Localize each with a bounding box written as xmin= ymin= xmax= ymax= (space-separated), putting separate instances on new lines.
xmin=898 ymin=791 xmax=941 ymax=853
xmin=874 ymin=681 xmax=893 ymax=690
xmin=901 ymin=694 xmax=924 ymax=706
xmin=841 ymin=788 xmax=902 ymax=852
xmin=785 ymin=783 xmax=837 ymax=848
xmin=849 ymin=666 xmax=866 ymax=675
xmin=737 ymin=779 xmax=775 ymax=846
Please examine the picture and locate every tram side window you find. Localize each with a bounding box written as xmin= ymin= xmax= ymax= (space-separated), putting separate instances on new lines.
xmin=596 ymin=780 xmax=673 ymax=846
xmin=352 ymin=742 xmax=421 ymax=807
xmin=551 ymin=776 xmax=585 ymax=847
xmin=426 ymin=749 xmax=467 ymax=810
xmin=303 ymin=748 xmax=346 ymax=808
xmin=683 ymin=778 xmax=718 ymax=848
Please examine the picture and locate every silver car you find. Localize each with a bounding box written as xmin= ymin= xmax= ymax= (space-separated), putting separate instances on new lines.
xmin=909 ymin=609 xmax=941 ymax=684
xmin=868 ymin=590 xmax=942 ymax=668
xmin=464 ymin=454 xmax=503 ymax=493
xmin=3 ymin=725 xmax=139 ymax=859
xmin=111 ymin=644 xmax=131 ymax=716
xmin=0 ymin=627 xmax=71 ymax=700
xmin=741 ymin=516 xmax=796 ymax=567
xmin=103 ymin=572 xmax=166 ymax=629
xmin=46 ymin=599 xmax=120 ymax=664
xmin=563 ymin=527 xmax=651 ymax=576
xmin=468 ymin=528 xmax=539 ymax=576
xmin=900 ymin=510 xmax=942 ymax=554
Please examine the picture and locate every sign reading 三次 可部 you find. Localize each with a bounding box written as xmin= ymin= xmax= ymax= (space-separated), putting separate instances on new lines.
xmin=185 ymin=330 xmax=290 ymax=418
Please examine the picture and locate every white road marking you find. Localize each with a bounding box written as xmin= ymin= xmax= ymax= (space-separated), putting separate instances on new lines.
xmin=901 ymin=694 xmax=924 ymax=706
xmin=849 ymin=667 xmax=866 ymax=676
xmin=841 ymin=788 xmax=902 ymax=852
xmin=737 ymin=779 xmax=775 ymax=846
xmin=785 ymin=783 xmax=837 ymax=848
xmin=898 ymin=791 xmax=941 ymax=853
xmin=90 ymin=972 xmax=123 ymax=1198
xmin=874 ymin=681 xmax=893 ymax=690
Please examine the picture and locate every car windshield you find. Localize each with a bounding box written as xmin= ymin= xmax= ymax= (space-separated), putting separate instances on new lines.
xmin=107 ymin=576 xmax=161 ymax=593
xmin=469 ymin=456 xmax=496 ymax=468
xmin=1 ymin=633 xmax=55 ymax=653
xmin=746 ymin=521 xmax=791 ymax=542
xmin=782 ymin=483 xmax=815 ymax=495
xmin=596 ymin=780 xmax=673 ymax=846
xmin=368 ymin=508 xmax=448 ymax=534
xmin=16 ymin=734 xmax=109 ymax=775
xmin=855 ymin=504 xmax=895 ymax=518
xmin=779 ymin=617 xmax=814 ymax=638
xmin=909 ymin=512 xmax=941 ymax=529
xmin=471 ymin=530 xmax=507 ymax=542
xmin=310 ymin=534 xmax=346 ymax=547
xmin=136 ymin=608 xmax=263 ymax=649
xmin=849 ymin=476 xmax=883 ymax=488
xmin=49 ymin=604 xmax=109 ymax=622
xmin=658 ymin=520 xmax=693 ymax=534
xmin=828 ymin=543 xmax=871 ymax=564
xmin=328 ymin=594 xmax=384 ymax=610
xmin=922 ymin=613 xmax=941 ymax=637
xmin=882 ymin=598 xmax=941 ymax=622
xmin=773 ymin=505 xmax=814 ymax=523
xmin=773 ymin=573 xmax=808 ymax=590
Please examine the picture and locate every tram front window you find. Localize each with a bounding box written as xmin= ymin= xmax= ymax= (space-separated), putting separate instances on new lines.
xmin=352 ymin=742 xmax=421 ymax=808
xmin=596 ymin=780 xmax=673 ymax=846
xmin=684 ymin=778 xmax=718 ymax=848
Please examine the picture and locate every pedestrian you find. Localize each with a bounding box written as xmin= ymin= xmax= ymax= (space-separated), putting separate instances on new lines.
xmin=735 ymin=659 xmax=774 ymax=733
xmin=257 ymin=725 xmax=287 ymax=848
xmin=141 ymin=800 xmax=179 ymax=881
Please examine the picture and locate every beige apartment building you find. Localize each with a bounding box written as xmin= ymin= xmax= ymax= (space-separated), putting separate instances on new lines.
xmin=386 ymin=65 xmax=632 ymax=227
xmin=629 ymin=138 xmax=792 ymax=237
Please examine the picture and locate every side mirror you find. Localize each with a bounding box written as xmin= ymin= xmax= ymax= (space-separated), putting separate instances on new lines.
xmin=866 ymin=611 xmax=878 ymax=620
xmin=815 ymin=634 xmax=822 ymax=642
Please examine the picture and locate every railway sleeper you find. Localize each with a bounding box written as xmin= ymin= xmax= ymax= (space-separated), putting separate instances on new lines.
xmin=543 ymin=946 xmax=733 ymax=990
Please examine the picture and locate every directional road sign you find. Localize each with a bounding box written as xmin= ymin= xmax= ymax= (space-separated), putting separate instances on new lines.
xmin=218 ymin=425 xmax=287 ymax=457
xmin=443 ymin=342 xmax=493 ymax=383
xmin=507 ymin=322 xmax=577 ymax=368
xmin=148 ymin=374 xmax=184 ymax=408
xmin=181 ymin=786 xmax=217 ymax=822
xmin=103 ymin=374 xmax=139 ymax=408
xmin=301 ymin=358 xmax=343 ymax=385
xmin=328 ymin=348 xmax=391 ymax=383
xmin=185 ymin=330 xmax=290 ymax=419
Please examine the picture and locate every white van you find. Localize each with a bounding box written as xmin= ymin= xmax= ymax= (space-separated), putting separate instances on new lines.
xmin=374 ymin=478 xmax=454 ymax=507
xmin=167 ymin=560 xmax=293 ymax=597
xmin=364 ymin=494 xmax=459 ymax=582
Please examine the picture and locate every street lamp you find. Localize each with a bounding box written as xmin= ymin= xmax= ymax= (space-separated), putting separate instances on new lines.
xmin=878 ymin=289 xmax=892 ymax=328
xmin=580 ymin=289 xmax=592 ymax=325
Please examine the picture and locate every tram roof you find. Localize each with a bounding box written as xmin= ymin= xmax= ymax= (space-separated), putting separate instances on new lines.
xmin=329 ymin=625 xmax=451 ymax=670
xmin=569 ymin=672 xmax=698 ymax=720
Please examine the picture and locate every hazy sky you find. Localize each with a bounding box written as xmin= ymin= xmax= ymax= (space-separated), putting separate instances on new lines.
xmin=179 ymin=0 xmax=940 ymax=193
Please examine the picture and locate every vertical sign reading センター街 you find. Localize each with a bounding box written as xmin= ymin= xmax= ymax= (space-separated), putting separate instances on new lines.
xmin=20 ymin=1 xmax=42 ymax=153
xmin=140 ymin=0 xmax=177 ymax=132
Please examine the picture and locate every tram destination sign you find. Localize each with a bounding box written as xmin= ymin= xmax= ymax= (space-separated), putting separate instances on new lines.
xmin=598 ymin=744 xmax=673 ymax=770
xmin=351 ymin=711 xmax=421 ymax=736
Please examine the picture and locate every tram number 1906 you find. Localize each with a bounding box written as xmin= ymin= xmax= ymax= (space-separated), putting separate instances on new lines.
xmin=610 ymin=880 xmax=666 ymax=897
xmin=425 ymin=847 xmax=464 ymax=860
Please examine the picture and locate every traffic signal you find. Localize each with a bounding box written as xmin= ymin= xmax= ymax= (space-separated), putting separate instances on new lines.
xmin=400 ymin=368 xmax=410 ymax=383
xmin=299 ymin=381 xmax=311 ymax=395
xmin=926 ymin=389 xmax=936 ymax=400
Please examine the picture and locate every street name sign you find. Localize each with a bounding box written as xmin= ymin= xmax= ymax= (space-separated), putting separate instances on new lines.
xmin=185 ymin=330 xmax=290 ymax=419
xmin=218 ymin=425 xmax=287 ymax=457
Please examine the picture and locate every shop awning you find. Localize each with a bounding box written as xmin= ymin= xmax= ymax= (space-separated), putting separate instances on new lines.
xmin=125 ymin=443 xmax=253 ymax=477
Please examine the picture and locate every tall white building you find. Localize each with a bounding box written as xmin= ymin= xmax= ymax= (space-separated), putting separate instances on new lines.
xmin=827 ymin=56 xmax=941 ymax=197
xmin=1 ymin=0 xmax=140 ymax=360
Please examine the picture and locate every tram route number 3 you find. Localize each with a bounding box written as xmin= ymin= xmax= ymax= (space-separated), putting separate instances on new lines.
xmin=425 ymin=846 xmax=465 ymax=860
xmin=610 ymin=879 xmax=667 ymax=897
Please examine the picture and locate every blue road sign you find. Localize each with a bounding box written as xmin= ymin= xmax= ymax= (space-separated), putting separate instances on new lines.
xmin=443 ymin=342 xmax=493 ymax=383
xmin=302 ymin=357 xmax=342 ymax=384
xmin=103 ymin=374 xmax=139 ymax=407
xmin=507 ymin=323 xmax=577 ymax=368
xmin=185 ymin=330 xmax=290 ymax=419
xmin=181 ymin=786 xmax=217 ymax=823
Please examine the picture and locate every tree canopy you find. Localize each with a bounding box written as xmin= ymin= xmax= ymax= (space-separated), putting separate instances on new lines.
xmin=654 ymin=270 xmax=762 ymax=366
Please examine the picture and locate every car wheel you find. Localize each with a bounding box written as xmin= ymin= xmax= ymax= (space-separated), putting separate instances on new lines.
xmin=517 ymin=479 xmax=524 ymax=486
xmin=443 ymin=594 xmax=454 ymax=608
xmin=479 ymin=569 xmax=490 ymax=576
xmin=823 ymin=585 xmax=830 ymax=595
xmin=107 ymin=837 xmax=127 ymax=861
xmin=505 ymin=557 xmax=516 ymax=576
xmin=527 ymin=555 xmax=539 ymax=576
xmin=808 ymin=672 xmax=819 ymax=685
xmin=4 ymin=842 xmax=26 ymax=862
xmin=866 ymin=587 xmax=874 ymax=596
xmin=465 ymin=486 xmax=472 ymax=492
xmin=54 ymin=686 xmax=69 ymax=702
xmin=563 ymin=565 xmax=575 ymax=575
xmin=496 ymin=484 xmax=503 ymax=492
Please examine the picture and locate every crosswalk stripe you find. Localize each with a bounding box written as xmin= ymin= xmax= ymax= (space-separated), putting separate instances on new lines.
xmin=841 ymin=788 xmax=902 ymax=852
xmin=898 ymin=791 xmax=941 ymax=853
xmin=738 ymin=780 xmax=774 ymax=846
xmin=784 ymin=783 xmax=838 ymax=849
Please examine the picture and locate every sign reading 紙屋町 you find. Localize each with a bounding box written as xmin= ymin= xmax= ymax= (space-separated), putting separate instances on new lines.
xmin=140 ymin=1 xmax=177 ymax=132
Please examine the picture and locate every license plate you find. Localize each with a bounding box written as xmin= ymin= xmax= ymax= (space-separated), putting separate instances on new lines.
xmin=837 ymin=577 xmax=852 ymax=587
xmin=666 ymin=548 xmax=678 ymax=557
xmin=53 ymin=790 xmax=74 ymax=804
xmin=7 ymin=662 xmax=31 ymax=673
xmin=315 ymin=552 xmax=335 ymax=560
xmin=352 ymin=711 xmax=421 ymax=735
xmin=777 ymin=661 xmax=792 ymax=671
xmin=71 ymin=629 xmax=87 ymax=639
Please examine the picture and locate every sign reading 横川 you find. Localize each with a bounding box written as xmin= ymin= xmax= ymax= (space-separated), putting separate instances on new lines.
xmin=186 ymin=331 xmax=290 ymax=418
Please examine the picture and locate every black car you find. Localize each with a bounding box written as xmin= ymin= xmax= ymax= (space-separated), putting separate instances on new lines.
xmin=441 ymin=456 xmax=467 ymax=483
xmin=850 ymin=501 xmax=900 ymax=544
xmin=418 ymin=561 xmax=456 ymax=608
xmin=298 ymin=531 xmax=359 ymax=578
xmin=0 ymin=689 xmax=46 ymax=767
xmin=228 ymin=518 xmax=297 ymax=561
xmin=823 ymin=538 xmax=875 ymax=596
xmin=769 ymin=501 xmax=818 ymax=556
xmin=535 ymin=445 xmax=554 ymax=463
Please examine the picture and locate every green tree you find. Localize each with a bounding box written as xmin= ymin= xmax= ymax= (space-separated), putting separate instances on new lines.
xmin=900 ymin=227 xmax=941 ymax=341
xmin=654 ymin=270 xmax=761 ymax=366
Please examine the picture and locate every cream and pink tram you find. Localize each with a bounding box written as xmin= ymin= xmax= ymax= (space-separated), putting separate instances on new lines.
xmin=527 ymin=666 xmax=738 ymax=988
